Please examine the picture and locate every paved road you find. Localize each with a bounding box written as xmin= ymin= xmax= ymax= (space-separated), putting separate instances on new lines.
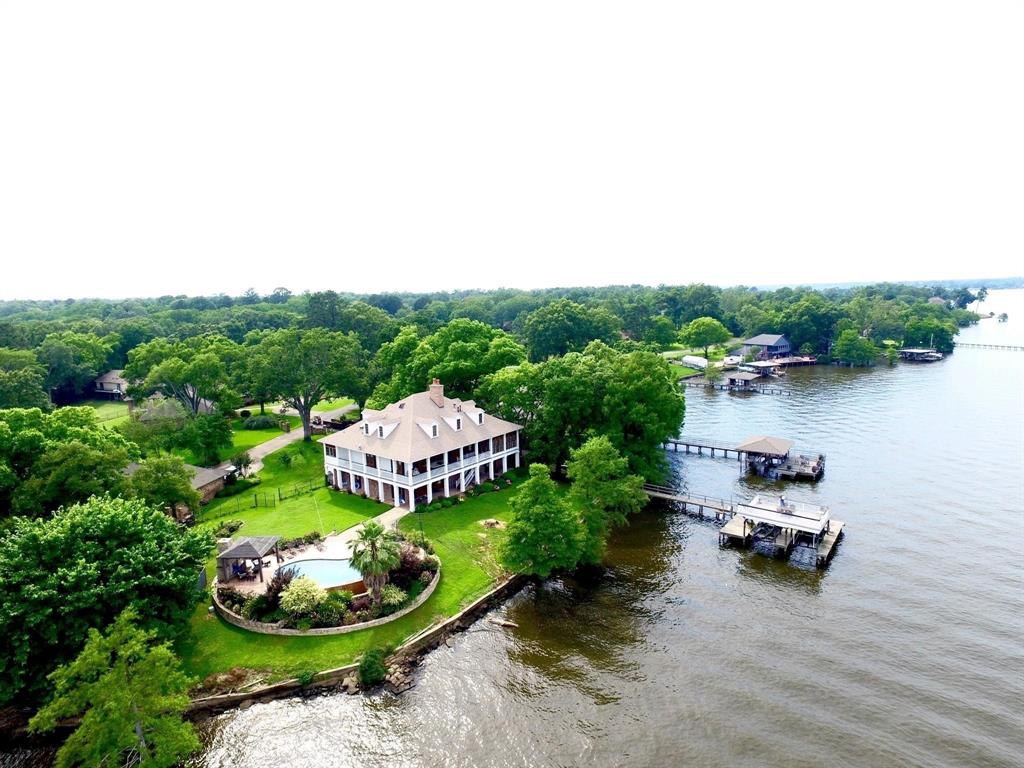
xmin=218 ymin=403 xmax=358 ymax=472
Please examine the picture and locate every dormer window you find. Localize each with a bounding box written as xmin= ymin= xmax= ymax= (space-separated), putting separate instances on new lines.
xmin=431 ymin=424 xmax=438 ymax=438
xmin=378 ymin=426 xmax=385 ymax=438
xmin=455 ymin=417 xmax=462 ymax=430
xmin=476 ymin=412 xmax=484 ymax=425
xmin=363 ymin=423 xmax=370 ymax=436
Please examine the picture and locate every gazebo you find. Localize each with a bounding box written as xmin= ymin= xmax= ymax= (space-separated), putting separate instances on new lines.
xmin=736 ymin=435 xmax=794 ymax=475
xmin=216 ymin=536 xmax=281 ymax=583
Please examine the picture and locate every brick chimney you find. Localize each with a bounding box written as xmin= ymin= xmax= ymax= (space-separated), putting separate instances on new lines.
xmin=429 ymin=378 xmax=444 ymax=407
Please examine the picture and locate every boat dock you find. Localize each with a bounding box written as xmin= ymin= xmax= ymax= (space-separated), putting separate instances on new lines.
xmin=644 ymin=485 xmax=844 ymax=568
xmin=952 ymin=342 xmax=1024 ymax=351
xmin=682 ymin=379 xmax=790 ymax=395
xmin=662 ymin=435 xmax=826 ymax=481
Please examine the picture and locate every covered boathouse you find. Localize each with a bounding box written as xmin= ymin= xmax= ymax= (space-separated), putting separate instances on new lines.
xmin=719 ymin=494 xmax=844 ymax=568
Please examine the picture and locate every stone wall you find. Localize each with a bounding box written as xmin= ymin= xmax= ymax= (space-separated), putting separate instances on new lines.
xmin=211 ymin=563 xmax=441 ymax=636
xmin=189 ymin=574 xmax=526 ymax=714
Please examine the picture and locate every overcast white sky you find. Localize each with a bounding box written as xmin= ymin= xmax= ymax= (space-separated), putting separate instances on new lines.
xmin=1 ymin=1 xmax=1021 ymax=300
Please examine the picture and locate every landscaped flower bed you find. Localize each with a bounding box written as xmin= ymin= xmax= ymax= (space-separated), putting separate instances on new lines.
xmin=213 ymin=533 xmax=440 ymax=635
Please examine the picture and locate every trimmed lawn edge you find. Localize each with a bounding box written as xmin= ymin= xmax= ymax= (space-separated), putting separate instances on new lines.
xmin=188 ymin=574 xmax=526 ymax=713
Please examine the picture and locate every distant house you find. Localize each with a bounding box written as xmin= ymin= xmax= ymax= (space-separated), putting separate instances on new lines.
xmin=927 ymin=296 xmax=948 ymax=306
xmin=91 ymin=369 xmax=129 ymax=400
xmin=322 ymin=379 xmax=522 ymax=511
xmin=741 ymin=334 xmax=792 ymax=359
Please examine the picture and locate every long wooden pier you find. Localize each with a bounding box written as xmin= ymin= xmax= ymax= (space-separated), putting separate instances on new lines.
xmin=952 ymin=342 xmax=1024 ymax=351
xmin=662 ymin=436 xmax=826 ymax=481
xmin=682 ymin=379 xmax=790 ymax=395
xmin=643 ymin=484 xmax=736 ymax=518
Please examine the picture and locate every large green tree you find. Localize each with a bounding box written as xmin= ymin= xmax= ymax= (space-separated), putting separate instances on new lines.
xmin=832 ymin=330 xmax=880 ymax=367
xmin=123 ymin=335 xmax=242 ymax=415
xmin=367 ymin=319 xmax=526 ymax=407
xmin=180 ymin=412 xmax=233 ymax=466
xmin=480 ymin=342 xmax=684 ymax=478
xmin=37 ymin=331 xmax=115 ymax=402
xmin=0 ymin=407 xmax=140 ymax=517
xmin=248 ymin=328 xmax=367 ymax=440
xmin=128 ymin=456 xmax=201 ymax=517
xmin=501 ymin=464 xmax=583 ymax=578
xmin=567 ymin=436 xmax=647 ymax=565
xmin=30 ymin=609 xmax=199 ymax=768
xmin=679 ymin=316 xmax=731 ymax=359
xmin=0 ymin=348 xmax=51 ymax=409
xmin=0 ymin=496 xmax=210 ymax=704
xmin=521 ymin=299 xmax=621 ymax=361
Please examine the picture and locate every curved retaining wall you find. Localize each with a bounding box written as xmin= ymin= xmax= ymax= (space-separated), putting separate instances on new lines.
xmin=189 ymin=574 xmax=525 ymax=714
xmin=211 ymin=565 xmax=441 ymax=636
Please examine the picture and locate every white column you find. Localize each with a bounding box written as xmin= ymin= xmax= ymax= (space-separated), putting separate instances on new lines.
xmin=427 ymin=482 xmax=433 ymax=503
xmin=363 ymin=474 xmax=372 ymax=498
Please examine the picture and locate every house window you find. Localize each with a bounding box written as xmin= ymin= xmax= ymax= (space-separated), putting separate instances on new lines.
xmin=456 ymin=417 xmax=462 ymax=430
xmin=363 ymin=423 xmax=370 ymax=435
xmin=325 ymin=445 xmax=337 ymax=457
xmin=431 ymin=425 xmax=438 ymax=438
xmin=477 ymin=412 xmax=484 ymax=425
xmin=378 ymin=426 xmax=385 ymax=438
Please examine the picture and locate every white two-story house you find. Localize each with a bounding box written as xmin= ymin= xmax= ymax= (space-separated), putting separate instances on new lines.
xmin=321 ymin=379 xmax=521 ymax=511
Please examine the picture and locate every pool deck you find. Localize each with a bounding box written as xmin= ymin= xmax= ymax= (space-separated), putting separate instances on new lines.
xmin=223 ymin=505 xmax=409 ymax=594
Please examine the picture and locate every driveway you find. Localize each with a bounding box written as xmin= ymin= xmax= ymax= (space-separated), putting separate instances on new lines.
xmin=219 ymin=403 xmax=358 ymax=472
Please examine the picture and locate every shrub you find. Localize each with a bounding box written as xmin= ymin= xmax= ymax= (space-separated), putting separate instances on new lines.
xmin=214 ymin=478 xmax=260 ymax=499
xmin=278 ymin=453 xmax=293 ymax=468
xmin=217 ymin=586 xmax=248 ymax=607
xmin=243 ymin=415 xmax=278 ymax=430
xmin=402 ymin=530 xmax=434 ymax=554
xmin=239 ymin=409 xmax=252 ymax=419
xmin=421 ymin=555 xmax=439 ymax=573
xmin=241 ymin=594 xmax=270 ymax=621
xmin=297 ymin=669 xmax=315 ymax=686
xmin=350 ymin=595 xmax=371 ymax=613
xmin=280 ymin=577 xmax=326 ymax=618
xmin=265 ymin=566 xmax=296 ymax=610
xmin=327 ymin=590 xmax=353 ymax=610
xmin=358 ymin=649 xmax=388 ymax=686
xmin=389 ymin=544 xmax=425 ymax=590
xmin=419 ymin=570 xmax=434 ymax=586
xmin=214 ymin=519 xmax=245 ymax=537
xmin=342 ymin=612 xmax=359 ymax=626
xmin=311 ymin=599 xmax=345 ymax=628
xmin=379 ymin=584 xmax=407 ymax=613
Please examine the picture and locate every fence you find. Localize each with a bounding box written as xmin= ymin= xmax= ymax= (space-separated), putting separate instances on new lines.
xmin=278 ymin=476 xmax=329 ymax=501
xmin=208 ymin=492 xmax=277 ymax=519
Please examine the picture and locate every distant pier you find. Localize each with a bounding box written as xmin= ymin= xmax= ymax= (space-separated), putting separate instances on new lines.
xmin=952 ymin=342 xmax=1024 ymax=351
xmin=662 ymin=435 xmax=826 ymax=481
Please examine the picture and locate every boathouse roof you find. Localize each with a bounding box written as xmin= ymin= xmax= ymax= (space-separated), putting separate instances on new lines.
xmin=735 ymin=435 xmax=794 ymax=456
xmin=742 ymin=334 xmax=788 ymax=346
xmin=737 ymin=494 xmax=831 ymax=535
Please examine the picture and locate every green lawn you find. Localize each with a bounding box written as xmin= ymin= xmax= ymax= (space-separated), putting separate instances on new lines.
xmin=82 ymin=399 xmax=131 ymax=426
xmin=674 ymin=365 xmax=702 ymax=379
xmin=176 ymin=415 xmax=302 ymax=466
xmin=178 ymin=478 xmax=525 ymax=683
xmin=313 ymin=397 xmax=356 ymax=412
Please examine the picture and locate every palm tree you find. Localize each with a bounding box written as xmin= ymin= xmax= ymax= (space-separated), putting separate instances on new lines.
xmin=349 ymin=521 xmax=401 ymax=606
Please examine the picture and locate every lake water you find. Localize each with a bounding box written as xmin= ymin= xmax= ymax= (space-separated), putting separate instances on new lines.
xmin=56 ymin=292 xmax=1024 ymax=767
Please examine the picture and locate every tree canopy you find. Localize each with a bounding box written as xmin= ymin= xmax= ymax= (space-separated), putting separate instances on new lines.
xmin=0 ymin=348 xmax=50 ymax=409
xmin=480 ymin=342 xmax=685 ymax=479
xmin=567 ymin=436 xmax=647 ymax=565
xmin=521 ymin=299 xmax=621 ymax=360
xmin=501 ymin=464 xmax=583 ymax=578
xmin=679 ymin=316 xmax=731 ymax=358
xmin=367 ymin=319 xmax=526 ymax=407
xmin=0 ymin=495 xmax=210 ymax=704
xmin=124 ymin=335 xmax=242 ymax=415
xmin=246 ymin=327 xmax=367 ymax=439
xmin=29 ymin=609 xmax=199 ymax=768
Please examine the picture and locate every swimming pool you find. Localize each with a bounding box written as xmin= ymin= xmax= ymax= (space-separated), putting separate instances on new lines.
xmin=287 ymin=558 xmax=364 ymax=591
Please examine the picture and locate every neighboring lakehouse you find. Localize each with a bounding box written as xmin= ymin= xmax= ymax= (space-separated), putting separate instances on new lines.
xmin=91 ymin=369 xmax=129 ymax=400
xmin=322 ymin=379 xmax=522 ymax=511
xmin=741 ymin=334 xmax=792 ymax=359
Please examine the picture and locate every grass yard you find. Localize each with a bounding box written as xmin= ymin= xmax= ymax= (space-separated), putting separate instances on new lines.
xmin=673 ymin=366 xmax=702 ymax=379
xmin=313 ymin=396 xmax=356 ymax=412
xmin=176 ymin=414 xmax=302 ymax=466
xmin=82 ymin=398 xmax=131 ymax=426
xmin=178 ymin=476 xmax=526 ymax=683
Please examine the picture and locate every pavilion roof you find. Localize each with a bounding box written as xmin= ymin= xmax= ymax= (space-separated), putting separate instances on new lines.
xmin=735 ymin=435 xmax=794 ymax=456
xmin=217 ymin=536 xmax=280 ymax=561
